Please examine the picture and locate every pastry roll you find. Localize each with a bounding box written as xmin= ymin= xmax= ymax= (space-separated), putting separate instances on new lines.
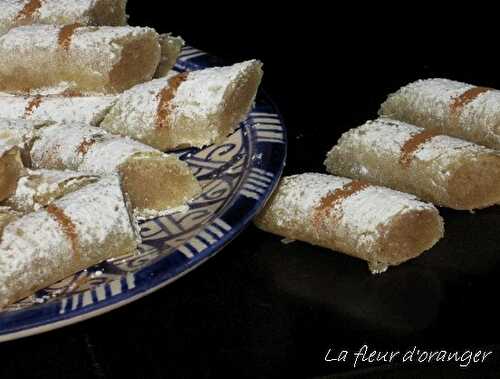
xmin=155 ymin=34 xmax=184 ymax=78
xmin=0 ymin=0 xmax=127 ymax=35
xmin=0 ymin=175 xmax=139 ymax=308
xmin=380 ymin=78 xmax=500 ymax=150
xmin=0 ymin=94 xmax=116 ymax=125
xmin=0 ymin=25 xmax=161 ymax=94
xmin=3 ymin=169 xmax=99 ymax=212
xmin=101 ymin=60 xmax=263 ymax=150
xmin=254 ymin=173 xmax=444 ymax=274
xmin=324 ymin=118 xmax=500 ymax=210
xmin=28 ymin=123 xmax=201 ymax=218
xmin=0 ymin=142 xmax=24 ymax=202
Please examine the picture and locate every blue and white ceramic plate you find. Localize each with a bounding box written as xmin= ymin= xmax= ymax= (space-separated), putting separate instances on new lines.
xmin=0 ymin=46 xmax=287 ymax=342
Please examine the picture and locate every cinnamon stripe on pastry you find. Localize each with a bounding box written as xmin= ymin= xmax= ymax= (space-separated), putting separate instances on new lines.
xmin=325 ymin=117 xmax=500 ymax=210
xmin=0 ymin=95 xmax=116 ymax=125
xmin=450 ymin=86 xmax=491 ymax=112
xmin=379 ymin=79 xmax=500 ymax=149
xmin=0 ymin=175 xmax=139 ymax=309
xmin=255 ymin=173 xmax=444 ymax=274
xmin=27 ymin=122 xmax=201 ymax=219
xmin=76 ymin=136 xmax=98 ymax=156
xmin=101 ymin=60 xmax=263 ymax=150
xmin=47 ymin=203 xmax=80 ymax=262
xmin=0 ymin=26 xmax=162 ymax=94
xmin=24 ymin=95 xmax=43 ymax=116
xmin=156 ymin=72 xmax=189 ymax=130
xmin=15 ymin=0 xmax=43 ymax=22
xmin=314 ymin=180 xmax=369 ymax=224
xmin=400 ymin=130 xmax=438 ymax=167
xmin=1 ymin=0 xmax=127 ymax=36
xmin=58 ymin=23 xmax=81 ymax=51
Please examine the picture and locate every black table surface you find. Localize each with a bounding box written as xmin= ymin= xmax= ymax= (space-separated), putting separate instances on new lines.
xmin=3 ymin=5 xmax=500 ymax=379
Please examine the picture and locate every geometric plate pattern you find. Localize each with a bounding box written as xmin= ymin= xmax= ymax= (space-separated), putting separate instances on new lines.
xmin=0 ymin=46 xmax=287 ymax=342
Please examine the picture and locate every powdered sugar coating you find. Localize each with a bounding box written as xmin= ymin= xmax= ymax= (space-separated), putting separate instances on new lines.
xmin=380 ymin=78 xmax=500 ymax=149
xmin=0 ymin=95 xmax=117 ymax=125
xmin=0 ymin=209 xmax=70 ymax=307
xmin=266 ymin=173 xmax=433 ymax=238
xmin=0 ymin=25 xmax=161 ymax=94
xmin=30 ymin=123 xmax=107 ymax=169
xmin=101 ymin=77 xmax=163 ymax=139
xmin=0 ymin=117 xmax=48 ymax=149
xmin=27 ymin=122 xmax=198 ymax=219
xmin=53 ymin=175 xmax=137 ymax=246
xmin=344 ymin=118 xmax=490 ymax=167
xmin=172 ymin=60 xmax=258 ymax=119
xmin=0 ymin=1 xmax=21 ymax=35
xmin=101 ymin=60 xmax=263 ymax=149
xmin=0 ymin=0 xmax=127 ymax=35
xmin=343 ymin=119 xmax=416 ymax=156
xmin=256 ymin=173 xmax=441 ymax=273
xmin=36 ymin=0 xmax=127 ymax=26
xmin=413 ymin=135 xmax=481 ymax=162
xmin=0 ymin=24 xmax=153 ymax=52
xmin=70 ymin=26 xmax=154 ymax=52
xmin=0 ymin=175 xmax=139 ymax=308
xmin=6 ymin=169 xmax=99 ymax=212
xmin=381 ymin=79 xmax=472 ymax=125
xmin=30 ymin=123 xmax=158 ymax=173
xmin=79 ymin=136 xmax=158 ymax=174
xmin=325 ymin=118 xmax=500 ymax=209
xmin=0 ymin=24 xmax=59 ymax=50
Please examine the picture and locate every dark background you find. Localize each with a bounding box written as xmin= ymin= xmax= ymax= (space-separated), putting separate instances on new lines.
xmin=2 ymin=5 xmax=500 ymax=379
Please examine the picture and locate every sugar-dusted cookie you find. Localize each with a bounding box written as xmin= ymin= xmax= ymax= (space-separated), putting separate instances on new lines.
xmin=325 ymin=118 xmax=500 ymax=210
xmin=0 ymin=0 xmax=128 ymax=35
xmin=380 ymin=78 xmax=500 ymax=150
xmin=101 ymin=60 xmax=263 ymax=150
xmin=255 ymin=173 xmax=444 ymax=274
xmin=0 ymin=175 xmax=139 ymax=309
xmin=0 ymin=25 xmax=161 ymax=94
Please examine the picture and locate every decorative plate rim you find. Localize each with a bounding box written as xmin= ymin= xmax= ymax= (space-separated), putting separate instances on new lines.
xmin=0 ymin=46 xmax=287 ymax=343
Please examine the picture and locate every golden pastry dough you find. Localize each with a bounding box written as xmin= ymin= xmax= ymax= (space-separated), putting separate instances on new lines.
xmin=325 ymin=118 xmax=500 ymax=210
xmin=0 ymin=175 xmax=139 ymax=309
xmin=255 ymin=173 xmax=444 ymax=274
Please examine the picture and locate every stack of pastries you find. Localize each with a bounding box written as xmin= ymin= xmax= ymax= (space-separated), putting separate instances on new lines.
xmin=0 ymin=0 xmax=264 ymax=308
xmin=256 ymin=78 xmax=500 ymax=274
